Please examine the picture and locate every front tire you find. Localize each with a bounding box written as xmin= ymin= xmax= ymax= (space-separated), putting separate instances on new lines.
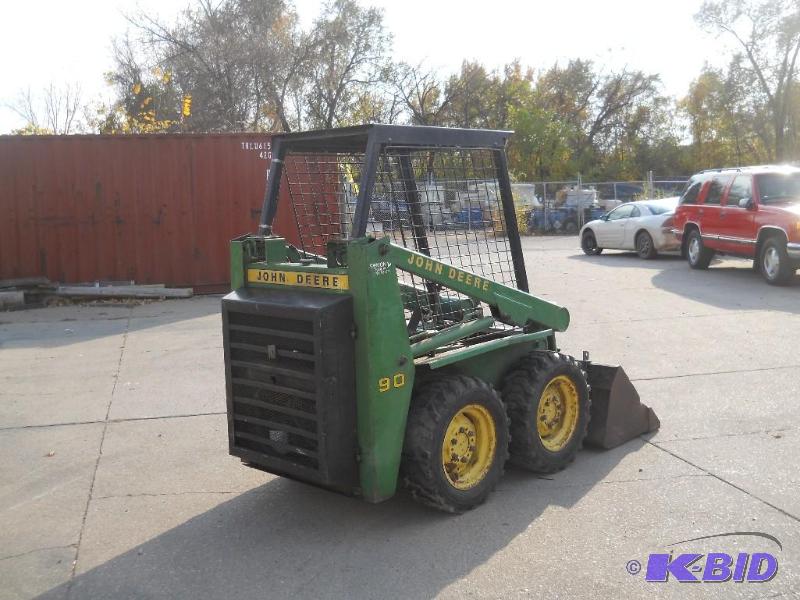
xmin=402 ymin=376 xmax=509 ymax=513
xmin=636 ymin=231 xmax=657 ymax=259
xmin=686 ymin=229 xmax=713 ymax=269
xmin=502 ymin=352 xmax=590 ymax=473
xmin=760 ymin=237 xmax=794 ymax=285
xmin=581 ymin=231 xmax=603 ymax=255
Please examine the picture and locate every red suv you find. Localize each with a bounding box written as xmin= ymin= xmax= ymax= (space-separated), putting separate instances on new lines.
xmin=673 ymin=166 xmax=800 ymax=285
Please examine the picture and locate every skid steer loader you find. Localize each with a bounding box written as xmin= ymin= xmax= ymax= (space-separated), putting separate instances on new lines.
xmin=222 ymin=125 xmax=659 ymax=512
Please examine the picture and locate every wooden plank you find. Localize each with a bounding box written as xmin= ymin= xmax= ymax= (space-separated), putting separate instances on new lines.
xmin=0 ymin=291 xmax=25 ymax=308
xmin=55 ymin=285 xmax=193 ymax=299
xmin=0 ymin=277 xmax=52 ymax=289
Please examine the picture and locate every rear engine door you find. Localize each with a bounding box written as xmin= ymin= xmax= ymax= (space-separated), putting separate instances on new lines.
xmin=718 ymin=174 xmax=757 ymax=257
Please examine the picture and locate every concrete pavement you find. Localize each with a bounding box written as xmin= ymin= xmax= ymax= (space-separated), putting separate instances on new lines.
xmin=1 ymin=236 xmax=799 ymax=599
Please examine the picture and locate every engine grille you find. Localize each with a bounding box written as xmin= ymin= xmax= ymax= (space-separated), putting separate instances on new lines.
xmin=222 ymin=288 xmax=357 ymax=492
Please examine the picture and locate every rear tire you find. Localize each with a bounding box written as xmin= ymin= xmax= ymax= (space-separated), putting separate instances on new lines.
xmin=636 ymin=231 xmax=657 ymax=259
xmin=402 ymin=376 xmax=509 ymax=513
xmin=502 ymin=352 xmax=590 ymax=473
xmin=686 ymin=229 xmax=713 ymax=269
xmin=760 ymin=237 xmax=794 ymax=285
xmin=581 ymin=231 xmax=603 ymax=255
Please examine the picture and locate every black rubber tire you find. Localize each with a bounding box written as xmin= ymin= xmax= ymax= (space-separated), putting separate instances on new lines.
xmin=759 ymin=237 xmax=794 ymax=286
xmin=581 ymin=231 xmax=603 ymax=255
xmin=564 ymin=220 xmax=579 ymax=235
xmin=686 ymin=229 xmax=713 ymax=269
xmin=502 ymin=352 xmax=590 ymax=474
xmin=636 ymin=231 xmax=657 ymax=259
xmin=401 ymin=376 xmax=509 ymax=513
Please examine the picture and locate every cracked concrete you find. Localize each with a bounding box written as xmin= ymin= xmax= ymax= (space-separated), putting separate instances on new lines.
xmin=67 ymin=305 xmax=132 ymax=587
xmin=1 ymin=238 xmax=799 ymax=599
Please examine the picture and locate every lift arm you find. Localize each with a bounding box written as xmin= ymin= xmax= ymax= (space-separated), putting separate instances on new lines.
xmin=385 ymin=242 xmax=570 ymax=332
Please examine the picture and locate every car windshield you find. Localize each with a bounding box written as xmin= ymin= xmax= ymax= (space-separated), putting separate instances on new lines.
xmin=757 ymin=173 xmax=800 ymax=204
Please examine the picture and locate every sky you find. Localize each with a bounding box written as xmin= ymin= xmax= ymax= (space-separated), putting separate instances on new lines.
xmin=0 ymin=0 xmax=729 ymax=133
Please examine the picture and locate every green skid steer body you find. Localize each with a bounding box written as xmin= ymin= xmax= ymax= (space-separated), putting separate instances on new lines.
xmin=222 ymin=125 xmax=659 ymax=512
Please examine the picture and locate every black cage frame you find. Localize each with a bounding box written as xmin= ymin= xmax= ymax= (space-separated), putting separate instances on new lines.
xmin=259 ymin=124 xmax=528 ymax=292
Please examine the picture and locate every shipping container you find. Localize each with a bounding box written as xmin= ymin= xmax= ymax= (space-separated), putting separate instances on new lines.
xmin=0 ymin=133 xmax=299 ymax=292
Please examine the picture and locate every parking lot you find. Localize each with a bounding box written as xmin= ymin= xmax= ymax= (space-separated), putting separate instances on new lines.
xmin=2 ymin=234 xmax=799 ymax=600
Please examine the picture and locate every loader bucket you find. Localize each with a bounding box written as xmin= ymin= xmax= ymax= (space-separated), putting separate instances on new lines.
xmin=584 ymin=363 xmax=660 ymax=449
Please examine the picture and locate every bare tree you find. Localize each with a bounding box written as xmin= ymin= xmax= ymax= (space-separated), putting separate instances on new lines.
xmin=115 ymin=0 xmax=304 ymax=132
xmin=391 ymin=62 xmax=454 ymax=126
xmin=304 ymin=0 xmax=391 ymax=129
xmin=697 ymin=0 xmax=800 ymax=160
xmin=113 ymin=0 xmax=395 ymax=133
xmin=9 ymin=83 xmax=83 ymax=134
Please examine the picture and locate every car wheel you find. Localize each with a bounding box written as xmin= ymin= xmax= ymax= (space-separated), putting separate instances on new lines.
xmin=564 ymin=221 xmax=578 ymax=235
xmin=686 ymin=229 xmax=713 ymax=269
xmin=760 ymin=237 xmax=794 ymax=285
xmin=581 ymin=231 xmax=603 ymax=256
xmin=636 ymin=231 xmax=657 ymax=259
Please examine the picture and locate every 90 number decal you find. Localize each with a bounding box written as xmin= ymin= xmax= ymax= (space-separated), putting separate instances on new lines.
xmin=378 ymin=373 xmax=406 ymax=393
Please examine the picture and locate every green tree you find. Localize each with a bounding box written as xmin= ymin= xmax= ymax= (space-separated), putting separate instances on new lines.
xmin=507 ymin=102 xmax=574 ymax=181
xmin=680 ymin=65 xmax=770 ymax=168
xmin=535 ymin=60 xmax=668 ymax=179
xmin=697 ymin=0 xmax=800 ymax=160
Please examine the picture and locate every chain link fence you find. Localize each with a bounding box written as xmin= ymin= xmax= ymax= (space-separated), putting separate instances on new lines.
xmin=513 ymin=173 xmax=689 ymax=234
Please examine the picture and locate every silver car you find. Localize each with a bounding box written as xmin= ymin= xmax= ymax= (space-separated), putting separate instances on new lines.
xmin=579 ymin=198 xmax=680 ymax=259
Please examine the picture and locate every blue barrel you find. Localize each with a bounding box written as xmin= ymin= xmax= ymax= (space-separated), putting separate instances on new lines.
xmin=456 ymin=207 xmax=486 ymax=229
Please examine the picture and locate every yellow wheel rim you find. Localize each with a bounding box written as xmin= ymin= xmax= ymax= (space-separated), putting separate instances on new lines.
xmin=441 ymin=404 xmax=497 ymax=490
xmin=536 ymin=375 xmax=580 ymax=452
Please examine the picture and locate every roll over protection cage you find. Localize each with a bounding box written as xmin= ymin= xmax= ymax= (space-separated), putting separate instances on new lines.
xmin=258 ymin=124 xmax=530 ymax=293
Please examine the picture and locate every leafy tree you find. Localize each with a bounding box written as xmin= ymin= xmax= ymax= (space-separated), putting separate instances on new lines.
xmin=534 ymin=60 xmax=668 ymax=178
xmin=697 ymin=0 xmax=800 ymax=160
xmin=507 ymin=102 xmax=574 ymax=181
xmin=96 ymin=37 xmax=182 ymax=133
xmin=680 ymin=64 xmax=770 ymax=168
xmin=439 ymin=61 xmax=533 ymax=129
xmin=442 ymin=61 xmax=497 ymax=128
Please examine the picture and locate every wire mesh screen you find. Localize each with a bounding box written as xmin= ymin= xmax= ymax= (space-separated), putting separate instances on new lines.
xmin=282 ymin=152 xmax=363 ymax=257
xmin=278 ymin=146 xmax=517 ymax=333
